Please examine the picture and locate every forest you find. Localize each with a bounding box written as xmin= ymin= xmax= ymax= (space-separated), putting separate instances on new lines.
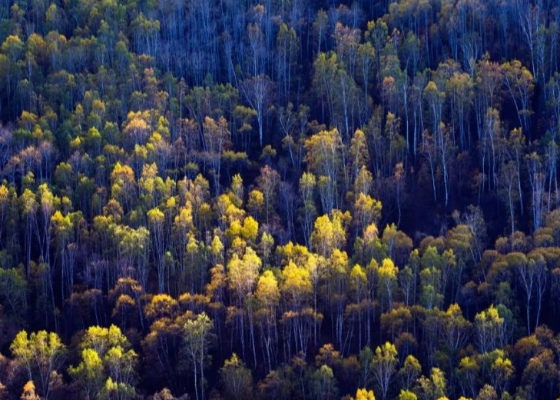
xmin=1 ymin=0 xmax=560 ymax=399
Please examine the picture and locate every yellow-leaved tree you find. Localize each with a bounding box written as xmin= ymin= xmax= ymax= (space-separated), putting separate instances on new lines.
xmin=10 ymin=330 xmax=66 ymax=399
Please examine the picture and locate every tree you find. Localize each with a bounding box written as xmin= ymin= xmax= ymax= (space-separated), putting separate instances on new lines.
xmin=0 ymin=267 xmax=28 ymax=324
xmin=398 ymin=390 xmax=417 ymax=400
xmin=110 ymin=163 xmax=136 ymax=213
xmin=313 ymin=53 xmax=341 ymax=130
xmin=304 ymin=129 xmax=343 ymax=213
xmin=255 ymin=270 xmax=280 ymax=371
xmin=423 ymin=80 xmax=451 ymax=207
xmin=69 ymin=325 xmax=137 ymax=400
xmin=357 ymin=42 xmax=375 ymax=114
xmin=476 ymin=384 xmax=497 ymax=400
xmin=458 ymin=356 xmax=479 ymax=399
xmin=502 ymin=60 xmax=534 ymax=136
xmin=123 ymin=111 xmax=150 ymax=150
xmin=311 ymin=211 xmax=350 ymax=257
xmin=37 ymin=183 xmax=56 ymax=270
xmin=279 ymin=103 xmax=308 ymax=172
xmin=442 ymin=304 xmax=471 ymax=354
xmin=507 ymin=252 xmax=534 ymax=335
xmin=69 ymin=348 xmax=105 ymax=399
xmin=349 ymin=264 xmax=368 ymax=350
xmin=173 ymin=203 xmax=195 ymax=291
xmin=349 ymin=129 xmax=370 ymax=180
xmin=220 ymin=354 xmax=253 ymax=400
xmin=148 ymin=207 xmax=167 ymax=293
xmin=311 ymin=364 xmax=338 ymax=400
xmin=10 ymin=330 xmax=65 ymax=400
xmin=20 ymin=188 xmax=37 ymax=279
xmin=353 ymin=194 xmax=382 ymax=236
xmin=372 ymin=342 xmax=398 ymax=400
xmin=281 ymin=259 xmax=314 ymax=356
xmin=299 ymin=172 xmax=317 ymax=248
xmin=202 ymin=116 xmax=231 ymax=194
xmin=145 ymin=294 xmax=178 ymax=321
xmin=490 ymin=352 xmax=514 ymax=395
xmin=417 ymin=368 xmax=447 ymax=400
xmin=152 ymin=388 xmax=190 ymax=400
xmin=227 ymin=247 xmax=262 ymax=364
xmin=50 ymin=209 xmax=75 ymax=303
xmin=240 ymin=75 xmax=274 ymax=147
xmin=183 ymin=312 xmax=214 ymax=400
xmin=353 ymin=388 xmax=376 ymax=400
xmin=377 ymin=259 xmax=398 ymax=311
xmin=276 ymin=23 xmax=298 ymax=101
xmin=499 ymin=162 xmax=520 ymax=238
xmin=256 ymin=165 xmax=280 ymax=226
xmin=526 ymin=152 xmax=546 ymax=231
xmin=475 ymin=305 xmax=505 ymax=353
xmin=398 ymin=355 xmax=421 ymax=391
xmin=475 ymin=57 xmax=503 ymax=139
xmin=446 ymin=72 xmax=473 ymax=149
xmin=515 ymin=1 xmax=544 ymax=83
xmin=20 ymin=381 xmax=41 ymax=400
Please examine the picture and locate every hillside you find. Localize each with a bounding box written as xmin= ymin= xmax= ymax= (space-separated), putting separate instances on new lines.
xmin=1 ymin=0 xmax=560 ymax=399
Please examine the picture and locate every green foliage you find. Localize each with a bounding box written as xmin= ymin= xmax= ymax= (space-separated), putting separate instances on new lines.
xmin=220 ymin=353 xmax=253 ymax=400
xmin=69 ymin=325 xmax=137 ymax=400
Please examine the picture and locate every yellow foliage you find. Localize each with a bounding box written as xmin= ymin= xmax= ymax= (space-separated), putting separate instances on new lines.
xmin=354 ymin=388 xmax=375 ymax=400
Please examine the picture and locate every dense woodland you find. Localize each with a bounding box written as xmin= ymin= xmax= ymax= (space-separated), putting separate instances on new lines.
xmin=3 ymin=0 xmax=560 ymax=399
